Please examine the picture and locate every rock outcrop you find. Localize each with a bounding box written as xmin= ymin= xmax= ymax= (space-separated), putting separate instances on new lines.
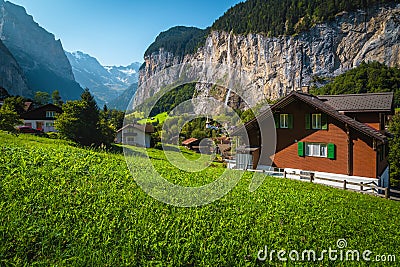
xmin=136 ymin=3 xmax=400 ymax=108
xmin=0 ymin=38 xmax=30 ymax=96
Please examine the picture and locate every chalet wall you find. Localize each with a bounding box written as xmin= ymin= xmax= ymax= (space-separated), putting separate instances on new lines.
xmin=352 ymin=133 xmax=377 ymax=178
xmin=347 ymin=112 xmax=381 ymax=131
xmin=267 ymin=99 xmax=379 ymax=178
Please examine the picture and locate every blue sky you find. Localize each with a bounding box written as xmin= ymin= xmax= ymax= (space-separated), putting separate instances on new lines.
xmin=10 ymin=0 xmax=242 ymax=66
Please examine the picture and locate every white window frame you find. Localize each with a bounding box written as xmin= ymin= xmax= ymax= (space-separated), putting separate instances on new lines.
xmin=280 ymin=114 xmax=289 ymax=129
xmin=46 ymin=111 xmax=56 ymax=118
xmin=312 ymin=114 xmax=322 ymax=129
xmin=45 ymin=122 xmax=54 ymax=127
xmin=305 ymin=143 xmax=327 ymax=157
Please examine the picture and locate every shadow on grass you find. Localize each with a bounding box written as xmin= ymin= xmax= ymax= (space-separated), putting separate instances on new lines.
xmin=162 ymin=144 xmax=180 ymax=152
xmin=123 ymin=146 xmax=148 ymax=158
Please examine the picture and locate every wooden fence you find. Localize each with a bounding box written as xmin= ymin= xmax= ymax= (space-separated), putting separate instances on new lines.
xmin=247 ymin=169 xmax=400 ymax=201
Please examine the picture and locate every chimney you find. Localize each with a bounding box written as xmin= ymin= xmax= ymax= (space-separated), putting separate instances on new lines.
xmin=301 ymin=85 xmax=310 ymax=93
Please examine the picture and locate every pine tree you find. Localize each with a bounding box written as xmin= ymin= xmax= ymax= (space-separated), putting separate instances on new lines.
xmin=34 ymin=91 xmax=50 ymax=106
xmin=52 ymin=90 xmax=63 ymax=106
xmin=0 ymin=87 xmax=10 ymax=100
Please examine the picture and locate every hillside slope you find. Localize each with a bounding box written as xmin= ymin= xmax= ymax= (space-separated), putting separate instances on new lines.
xmin=107 ymin=83 xmax=138 ymax=111
xmin=212 ymin=0 xmax=397 ymax=36
xmin=1 ymin=132 xmax=399 ymax=265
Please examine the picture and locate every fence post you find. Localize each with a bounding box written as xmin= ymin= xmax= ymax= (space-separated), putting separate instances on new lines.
xmin=343 ymin=180 xmax=347 ymax=190
xmin=360 ymin=182 xmax=363 ymax=192
xmin=385 ymin=188 xmax=390 ymax=199
xmin=284 ymin=171 xmax=287 ymax=178
xmin=310 ymin=173 xmax=314 ymax=183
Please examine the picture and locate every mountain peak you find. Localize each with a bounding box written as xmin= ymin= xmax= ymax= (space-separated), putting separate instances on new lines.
xmin=65 ymin=50 xmax=141 ymax=105
xmin=71 ymin=51 xmax=87 ymax=58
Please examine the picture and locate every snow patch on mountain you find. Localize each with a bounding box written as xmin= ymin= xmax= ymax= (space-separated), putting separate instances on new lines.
xmin=65 ymin=50 xmax=141 ymax=105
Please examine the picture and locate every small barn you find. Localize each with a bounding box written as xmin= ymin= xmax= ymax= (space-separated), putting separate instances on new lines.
xmin=116 ymin=124 xmax=154 ymax=148
xmin=181 ymin=138 xmax=199 ymax=150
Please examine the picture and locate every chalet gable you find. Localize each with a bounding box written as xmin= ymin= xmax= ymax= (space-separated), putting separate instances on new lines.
xmin=20 ymin=104 xmax=62 ymax=120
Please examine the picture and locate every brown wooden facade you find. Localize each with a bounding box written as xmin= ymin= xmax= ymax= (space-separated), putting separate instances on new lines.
xmin=241 ymin=92 xmax=393 ymax=179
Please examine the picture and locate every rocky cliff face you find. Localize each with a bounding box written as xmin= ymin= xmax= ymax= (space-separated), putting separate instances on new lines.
xmin=0 ymin=38 xmax=30 ymax=96
xmin=136 ymin=3 xmax=400 ymax=108
xmin=0 ymin=0 xmax=82 ymax=100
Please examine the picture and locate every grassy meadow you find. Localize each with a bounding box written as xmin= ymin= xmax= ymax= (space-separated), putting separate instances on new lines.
xmin=0 ymin=132 xmax=399 ymax=266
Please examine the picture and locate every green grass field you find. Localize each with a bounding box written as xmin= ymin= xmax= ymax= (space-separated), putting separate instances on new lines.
xmin=1 ymin=132 xmax=399 ymax=266
xmin=137 ymin=112 xmax=168 ymax=125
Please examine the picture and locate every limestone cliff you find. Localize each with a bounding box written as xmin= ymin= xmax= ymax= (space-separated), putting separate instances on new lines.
xmin=136 ymin=3 xmax=400 ymax=108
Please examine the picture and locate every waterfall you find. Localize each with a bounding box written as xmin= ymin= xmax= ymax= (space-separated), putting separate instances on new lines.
xmin=225 ymin=33 xmax=232 ymax=106
xmin=225 ymin=88 xmax=231 ymax=106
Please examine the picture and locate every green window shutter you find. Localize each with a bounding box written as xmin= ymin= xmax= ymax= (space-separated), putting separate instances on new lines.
xmin=321 ymin=114 xmax=328 ymax=130
xmin=305 ymin=114 xmax=311 ymax=130
xmin=288 ymin=114 xmax=293 ymax=129
xmin=274 ymin=114 xmax=280 ymax=129
xmin=298 ymin=142 xmax=304 ymax=157
xmin=327 ymin=143 xmax=335 ymax=159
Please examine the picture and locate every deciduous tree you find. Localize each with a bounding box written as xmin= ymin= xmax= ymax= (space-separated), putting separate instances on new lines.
xmin=55 ymin=89 xmax=111 ymax=146
xmin=0 ymin=104 xmax=22 ymax=134
xmin=3 ymin=96 xmax=26 ymax=115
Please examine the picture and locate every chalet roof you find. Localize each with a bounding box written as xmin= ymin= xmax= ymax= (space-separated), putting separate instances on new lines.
xmin=20 ymin=103 xmax=62 ymax=120
xmin=318 ymin=92 xmax=394 ymax=113
xmin=236 ymin=91 xmax=387 ymax=142
xmin=117 ymin=123 xmax=154 ymax=133
xmin=24 ymin=102 xmax=33 ymax=112
xmin=182 ymin=137 xmax=198 ymax=145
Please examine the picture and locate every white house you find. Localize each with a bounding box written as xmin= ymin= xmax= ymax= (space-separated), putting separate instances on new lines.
xmin=20 ymin=103 xmax=62 ymax=133
xmin=115 ymin=124 xmax=154 ymax=148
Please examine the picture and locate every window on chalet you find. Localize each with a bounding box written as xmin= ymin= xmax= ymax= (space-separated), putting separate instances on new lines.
xmin=298 ymin=142 xmax=335 ymax=159
xmin=305 ymin=113 xmax=328 ymax=130
xmin=45 ymin=122 xmax=54 ymax=127
xmin=274 ymin=113 xmax=293 ymax=129
xmin=312 ymin=114 xmax=321 ymax=129
xmin=303 ymin=143 xmax=327 ymax=157
xmin=280 ymin=114 xmax=288 ymax=128
xmin=46 ymin=111 xmax=56 ymax=118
